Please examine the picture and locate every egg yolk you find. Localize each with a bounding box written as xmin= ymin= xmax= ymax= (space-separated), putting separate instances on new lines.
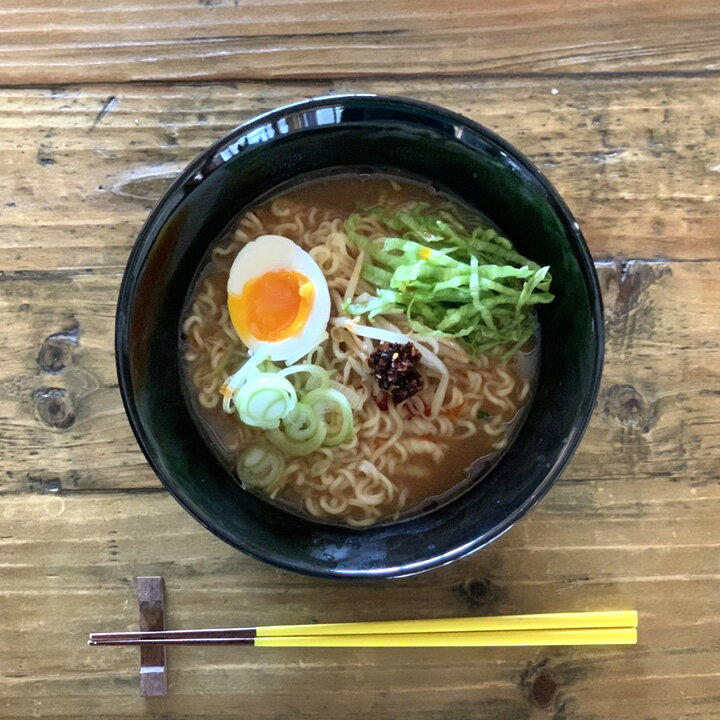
xmin=228 ymin=269 xmax=315 ymax=343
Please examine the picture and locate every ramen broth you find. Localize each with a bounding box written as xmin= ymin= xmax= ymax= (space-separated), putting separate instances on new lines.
xmin=181 ymin=173 xmax=539 ymax=525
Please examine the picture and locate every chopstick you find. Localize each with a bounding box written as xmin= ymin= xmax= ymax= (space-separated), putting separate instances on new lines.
xmin=89 ymin=610 xmax=638 ymax=647
xmin=90 ymin=627 xmax=637 ymax=647
xmin=90 ymin=627 xmax=636 ymax=647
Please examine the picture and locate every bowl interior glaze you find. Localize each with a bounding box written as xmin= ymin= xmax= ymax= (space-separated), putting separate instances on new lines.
xmin=116 ymin=95 xmax=603 ymax=578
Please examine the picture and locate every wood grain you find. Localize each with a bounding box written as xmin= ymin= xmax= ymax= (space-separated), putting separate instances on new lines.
xmin=1 ymin=260 xmax=719 ymax=495
xmin=1 ymin=76 xmax=719 ymax=274
xmin=1 ymin=4 xmax=720 ymax=715
xmin=1 ymin=492 xmax=719 ymax=719
xmin=0 ymin=0 xmax=719 ymax=84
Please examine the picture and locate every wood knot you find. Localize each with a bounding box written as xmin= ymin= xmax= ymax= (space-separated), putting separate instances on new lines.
xmin=33 ymin=387 xmax=76 ymax=429
xmin=530 ymin=672 xmax=558 ymax=709
xmin=36 ymin=144 xmax=57 ymax=166
xmin=451 ymin=576 xmax=501 ymax=609
xmin=594 ymin=260 xmax=670 ymax=342
xmin=37 ymin=324 xmax=79 ymax=374
xmin=603 ymin=384 xmax=656 ymax=433
xmin=520 ymin=659 xmax=562 ymax=712
xmin=27 ymin=475 xmax=63 ymax=494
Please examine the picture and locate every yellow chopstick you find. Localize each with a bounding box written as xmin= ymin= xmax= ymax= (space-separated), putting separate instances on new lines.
xmin=255 ymin=627 xmax=637 ymax=647
xmin=257 ymin=611 xmax=638 ymax=638
xmin=88 ymin=611 xmax=639 ymax=648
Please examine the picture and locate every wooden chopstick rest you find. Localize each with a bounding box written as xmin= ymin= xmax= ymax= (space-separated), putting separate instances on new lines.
xmin=136 ymin=576 xmax=167 ymax=697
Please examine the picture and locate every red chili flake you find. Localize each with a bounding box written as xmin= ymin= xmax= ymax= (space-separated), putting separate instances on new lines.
xmin=368 ymin=341 xmax=424 ymax=406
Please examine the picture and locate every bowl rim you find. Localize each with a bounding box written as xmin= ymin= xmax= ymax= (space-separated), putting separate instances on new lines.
xmin=115 ymin=93 xmax=604 ymax=579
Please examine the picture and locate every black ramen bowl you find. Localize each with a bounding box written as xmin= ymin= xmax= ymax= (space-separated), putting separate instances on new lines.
xmin=116 ymin=94 xmax=603 ymax=579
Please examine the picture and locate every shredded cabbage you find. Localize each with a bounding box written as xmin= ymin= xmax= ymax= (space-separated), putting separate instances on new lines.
xmin=343 ymin=205 xmax=553 ymax=356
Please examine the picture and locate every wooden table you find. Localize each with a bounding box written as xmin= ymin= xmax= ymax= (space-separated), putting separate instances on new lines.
xmin=1 ymin=2 xmax=719 ymax=718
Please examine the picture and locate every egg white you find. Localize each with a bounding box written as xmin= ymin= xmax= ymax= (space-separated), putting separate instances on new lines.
xmin=227 ymin=234 xmax=331 ymax=364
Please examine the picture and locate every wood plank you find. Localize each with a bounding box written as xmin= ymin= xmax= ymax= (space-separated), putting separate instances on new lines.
xmin=0 ymin=0 xmax=719 ymax=84
xmin=3 ymin=489 xmax=720 ymax=590
xmin=1 ymin=71 xmax=719 ymax=719
xmin=1 ymin=493 xmax=718 ymax=719
xmin=1 ymin=76 xmax=719 ymax=274
xmin=1 ymin=261 xmax=718 ymax=496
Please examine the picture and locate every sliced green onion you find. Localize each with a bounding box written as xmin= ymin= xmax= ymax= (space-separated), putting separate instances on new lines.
xmin=237 ymin=445 xmax=285 ymax=492
xmin=235 ymin=375 xmax=297 ymax=430
xmin=221 ymin=347 xmax=271 ymax=414
xmin=303 ymin=388 xmax=354 ymax=447
xmin=329 ymin=379 xmax=364 ymax=412
xmin=221 ymin=355 xmax=361 ymax=456
xmin=277 ymin=364 xmax=330 ymax=392
xmin=268 ymin=419 xmax=327 ymax=457
xmin=281 ymin=402 xmax=322 ymax=442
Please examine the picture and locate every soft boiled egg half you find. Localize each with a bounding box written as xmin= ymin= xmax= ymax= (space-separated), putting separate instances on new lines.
xmin=227 ymin=235 xmax=331 ymax=364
